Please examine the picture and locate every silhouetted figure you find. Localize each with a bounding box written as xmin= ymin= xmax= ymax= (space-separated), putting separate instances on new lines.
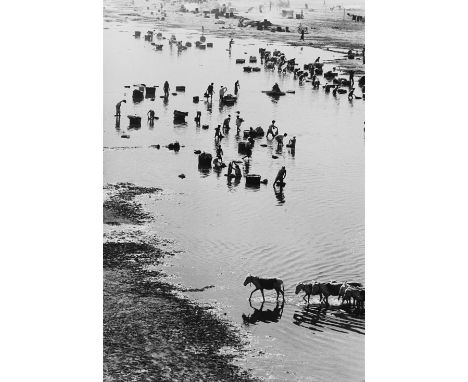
xmin=300 ymin=30 xmax=305 ymax=40
xmin=275 ymin=133 xmax=287 ymax=149
xmin=163 ymin=81 xmax=170 ymax=97
xmin=349 ymin=70 xmax=355 ymax=86
xmin=272 ymin=82 xmax=281 ymax=92
xmin=206 ymin=82 xmax=214 ymax=99
xmin=273 ymin=166 xmax=287 ymax=187
xmin=223 ymin=114 xmax=231 ymax=130
xmin=234 ymin=80 xmax=240 ymax=95
xmin=266 ymin=120 xmax=278 ymax=138
xmin=235 ymin=113 xmax=244 ymax=134
xmin=234 ymin=163 xmax=242 ymax=178
xmin=147 ymin=109 xmax=155 ymax=122
xmin=287 ymin=136 xmax=296 ymax=149
xmin=214 ymin=124 xmax=224 ymax=141
xmin=194 ymin=111 xmax=202 ymax=126
xmin=219 ymin=85 xmax=227 ymax=102
xmin=216 ymin=145 xmax=224 ymax=160
xmin=115 ymin=99 xmax=126 ymax=117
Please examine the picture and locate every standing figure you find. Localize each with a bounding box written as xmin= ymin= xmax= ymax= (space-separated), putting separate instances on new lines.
xmin=287 ymin=136 xmax=296 ymax=149
xmin=234 ymin=163 xmax=242 ymax=179
xmin=300 ymin=29 xmax=305 ymax=41
xmin=194 ymin=111 xmax=202 ymax=126
xmin=349 ymin=70 xmax=355 ymax=87
xmin=235 ymin=113 xmax=244 ymax=134
xmin=234 ymin=80 xmax=240 ymax=95
xmin=216 ymin=145 xmax=224 ymax=160
xmin=223 ymin=114 xmax=231 ymax=130
xmin=163 ymin=81 xmax=170 ymax=98
xmin=266 ymin=120 xmax=278 ymax=138
xmin=115 ymin=99 xmax=126 ymax=117
xmin=147 ymin=109 xmax=155 ymax=121
xmin=219 ymin=86 xmax=227 ymax=102
xmin=275 ymin=133 xmax=287 ymax=149
xmin=273 ymin=166 xmax=287 ymax=187
xmin=215 ymin=124 xmax=224 ymax=140
xmin=227 ymin=161 xmax=233 ymax=178
xmin=206 ymin=82 xmax=214 ymax=100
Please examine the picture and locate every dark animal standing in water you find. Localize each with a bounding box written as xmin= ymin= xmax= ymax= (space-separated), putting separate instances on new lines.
xmin=295 ymin=282 xmax=321 ymax=304
xmin=338 ymin=281 xmax=363 ymax=302
xmin=243 ymin=275 xmax=285 ymax=301
xmin=295 ymin=281 xmax=343 ymax=305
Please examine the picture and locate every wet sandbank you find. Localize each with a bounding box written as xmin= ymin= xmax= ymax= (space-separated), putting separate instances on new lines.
xmin=103 ymin=183 xmax=258 ymax=381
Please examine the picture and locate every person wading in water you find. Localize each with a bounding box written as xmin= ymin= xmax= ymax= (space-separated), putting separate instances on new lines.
xmin=273 ymin=166 xmax=287 ymax=187
xmin=234 ymin=80 xmax=240 ymax=95
xmin=266 ymin=120 xmax=278 ymax=138
xmin=163 ymin=81 xmax=170 ymax=98
xmin=206 ymin=82 xmax=214 ymax=100
xmin=115 ymin=99 xmax=126 ymax=117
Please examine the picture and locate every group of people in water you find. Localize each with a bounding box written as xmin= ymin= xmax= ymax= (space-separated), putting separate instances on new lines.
xmin=205 ymin=80 xmax=240 ymax=103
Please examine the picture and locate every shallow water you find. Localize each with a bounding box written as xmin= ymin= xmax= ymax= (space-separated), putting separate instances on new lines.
xmin=104 ymin=3 xmax=364 ymax=380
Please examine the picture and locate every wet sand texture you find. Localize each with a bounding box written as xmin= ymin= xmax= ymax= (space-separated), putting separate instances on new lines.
xmin=104 ymin=183 xmax=258 ymax=381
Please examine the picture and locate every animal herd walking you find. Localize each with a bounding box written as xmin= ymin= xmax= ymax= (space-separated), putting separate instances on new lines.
xmin=245 ymin=275 xmax=365 ymax=310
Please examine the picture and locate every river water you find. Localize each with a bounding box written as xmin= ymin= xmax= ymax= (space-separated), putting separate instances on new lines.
xmin=104 ymin=2 xmax=364 ymax=380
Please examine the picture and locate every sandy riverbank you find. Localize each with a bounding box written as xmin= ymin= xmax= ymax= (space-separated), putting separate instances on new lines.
xmin=103 ymin=183 xmax=258 ymax=381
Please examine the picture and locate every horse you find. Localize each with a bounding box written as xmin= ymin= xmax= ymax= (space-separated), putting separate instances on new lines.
xmin=295 ymin=282 xmax=322 ymax=304
xmin=343 ymin=286 xmax=365 ymax=307
xmin=338 ymin=281 xmax=363 ymax=302
xmin=243 ymin=275 xmax=284 ymax=301
xmin=318 ymin=282 xmax=342 ymax=305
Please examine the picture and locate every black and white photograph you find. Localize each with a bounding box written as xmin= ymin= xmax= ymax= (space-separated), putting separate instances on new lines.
xmin=104 ymin=1 xmax=364 ymax=381
xmin=3 ymin=1 xmax=468 ymax=381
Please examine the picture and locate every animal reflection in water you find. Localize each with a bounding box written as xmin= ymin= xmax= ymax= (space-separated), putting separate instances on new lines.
xmin=243 ymin=275 xmax=285 ymax=301
xmin=242 ymin=300 xmax=285 ymax=325
xmin=293 ymin=304 xmax=365 ymax=335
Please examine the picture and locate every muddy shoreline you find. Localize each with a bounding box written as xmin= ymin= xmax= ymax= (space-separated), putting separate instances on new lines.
xmin=103 ymin=183 xmax=259 ymax=381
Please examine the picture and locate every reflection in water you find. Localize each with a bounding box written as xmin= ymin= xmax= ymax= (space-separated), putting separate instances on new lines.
xmin=292 ymin=304 xmax=365 ymax=335
xmin=197 ymin=166 xmax=212 ymax=177
xmin=242 ymin=300 xmax=284 ymax=325
xmin=274 ymin=187 xmax=285 ymax=204
xmin=227 ymin=177 xmax=241 ymax=190
xmin=244 ymin=160 xmax=250 ymax=175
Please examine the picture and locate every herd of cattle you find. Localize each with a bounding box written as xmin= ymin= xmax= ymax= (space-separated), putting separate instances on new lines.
xmin=243 ymin=275 xmax=365 ymax=309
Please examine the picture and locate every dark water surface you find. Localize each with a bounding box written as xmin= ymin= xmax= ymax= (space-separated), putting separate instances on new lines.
xmin=104 ymin=5 xmax=364 ymax=380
